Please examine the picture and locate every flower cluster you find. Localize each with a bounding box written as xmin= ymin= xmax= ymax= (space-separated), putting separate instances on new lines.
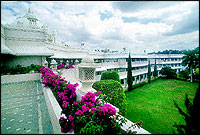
xmin=96 ymin=104 xmax=116 ymax=116
xmin=57 ymin=64 xmax=65 ymax=69
xmin=40 ymin=66 xmax=127 ymax=134
xmin=39 ymin=66 xmax=78 ymax=105
xmin=59 ymin=90 xmax=121 ymax=134
xmin=57 ymin=64 xmax=74 ymax=69
xmin=59 ymin=116 xmax=74 ymax=133
xmin=66 ymin=65 xmax=74 ymax=69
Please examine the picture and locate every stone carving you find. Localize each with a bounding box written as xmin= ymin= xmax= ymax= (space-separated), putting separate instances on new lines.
xmin=78 ymin=54 xmax=98 ymax=94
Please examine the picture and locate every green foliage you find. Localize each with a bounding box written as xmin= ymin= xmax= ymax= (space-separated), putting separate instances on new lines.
xmin=182 ymin=50 xmax=199 ymax=69
xmin=127 ymin=53 xmax=133 ymax=91
xmin=92 ymin=80 xmax=127 ymax=116
xmin=182 ymin=49 xmax=199 ymax=82
xmin=1 ymin=64 xmax=43 ymax=75
xmin=160 ymin=66 xmax=176 ymax=79
xmin=193 ymin=68 xmax=199 ymax=82
xmin=78 ymin=116 xmax=122 ymax=135
xmin=178 ymin=69 xmax=190 ymax=80
xmin=148 ymin=49 xmax=183 ymax=54
xmin=195 ymin=68 xmax=199 ymax=75
xmin=79 ymin=121 xmax=103 ymax=134
xmin=173 ymin=87 xmax=200 ymax=134
xmin=100 ymin=71 xmax=120 ymax=82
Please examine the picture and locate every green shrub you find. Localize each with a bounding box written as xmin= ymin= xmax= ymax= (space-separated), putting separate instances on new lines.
xmin=195 ymin=68 xmax=199 ymax=75
xmin=179 ymin=69 xmax=190 ymax=80
xmin=100 ymin=71 xmax=120 ymax=82
xmin=1 ymin=64 xmax=42 ymax=75
xmin=193 ymin=68 xmax=199 ymax=82
xmin=160 ymin=66 xmax=176 ymax=78
xmin=92 ymin=79 xmax=127 ymax=116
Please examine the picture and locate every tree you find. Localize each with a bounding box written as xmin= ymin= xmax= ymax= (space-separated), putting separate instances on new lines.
xmin=127 ymin=53 xmax=133 ymax=91
xmin=182 ymin=50 xmax=199 ymax=82
xmin=147 ymin=59 xmax=151 ymax=83
xmin=153 ymin=59 xmax=158 ymax=77
xmin=160 ymin=66 xmax=176 ymax=78
xmin=173 ymin=87 xmax=200 ymax=134
xmin=179 ymin=69 xmax=190 ymax=80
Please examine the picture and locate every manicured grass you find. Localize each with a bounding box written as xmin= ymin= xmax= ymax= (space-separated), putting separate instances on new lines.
xmin=125 ymin=78 xmax=198 ymax=134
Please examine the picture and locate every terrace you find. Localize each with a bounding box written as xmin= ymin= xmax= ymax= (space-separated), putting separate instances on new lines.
xmin=1 ymin=56 xmax=150 ymax=134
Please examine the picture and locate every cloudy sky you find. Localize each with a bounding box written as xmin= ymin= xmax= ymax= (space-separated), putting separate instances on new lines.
xmin=1 ymin=1 xmax=199 ymax=54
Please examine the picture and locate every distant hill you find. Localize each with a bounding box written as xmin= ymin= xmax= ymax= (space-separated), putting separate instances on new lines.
xmin=148 ymin=47 xmax=199 ymax=55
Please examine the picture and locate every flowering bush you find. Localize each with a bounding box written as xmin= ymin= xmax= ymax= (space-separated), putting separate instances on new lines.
xmin=92 ymin=80 xmax=127 ymax=116
xmin=40 ymin=67 xmax=141 ymax=134
xmin=66 ymin=65 xmax=74 ymax=69
xmin=57 ymin=64 xmax=65 ymax=69
xmin=59 ymin=91 xmax=127 ymax=134
xmin=39 ymin=66 xmax=78 ymax=106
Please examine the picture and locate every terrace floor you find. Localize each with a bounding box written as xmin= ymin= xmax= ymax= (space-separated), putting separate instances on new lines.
xmin=1 ymin=80 xmax=53 ymax=134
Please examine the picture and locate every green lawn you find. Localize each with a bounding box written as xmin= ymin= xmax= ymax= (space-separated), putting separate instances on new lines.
xmin=125 ymin=78 xmax=198 ymax=134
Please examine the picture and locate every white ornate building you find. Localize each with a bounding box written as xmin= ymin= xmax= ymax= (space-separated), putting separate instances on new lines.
xmin=1 ymin=8 xmax=185 ymax=88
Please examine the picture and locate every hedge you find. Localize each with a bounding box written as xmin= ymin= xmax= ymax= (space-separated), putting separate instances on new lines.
xmin=100 ymin=71 xmax=120 ymax=82
xmin=1 ymin=64 xmax=43 ymax=75
xmin=92 ymin=79 xmax=127 ymax=116
xmin=160 ymin=66 xmax=176 ymax=78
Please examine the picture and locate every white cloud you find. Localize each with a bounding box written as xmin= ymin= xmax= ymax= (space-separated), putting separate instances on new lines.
xmin=1 ymin=1 xmax=199 ymax=54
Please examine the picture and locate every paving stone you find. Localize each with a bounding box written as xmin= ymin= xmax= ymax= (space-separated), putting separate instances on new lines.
xmin=1 ymin=80 xmax=53 ymax=134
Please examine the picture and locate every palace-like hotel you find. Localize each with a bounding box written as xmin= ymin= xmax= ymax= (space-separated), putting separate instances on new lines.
xmin=1 ymin=9 xmax=184 ymax=88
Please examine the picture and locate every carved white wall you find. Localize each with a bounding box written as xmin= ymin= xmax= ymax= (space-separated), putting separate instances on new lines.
xmin=4 ymin=27 xmax=45 ymax=42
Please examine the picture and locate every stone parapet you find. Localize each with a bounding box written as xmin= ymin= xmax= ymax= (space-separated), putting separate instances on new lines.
xmin=1 ymin=73 xmax=40 ymax=84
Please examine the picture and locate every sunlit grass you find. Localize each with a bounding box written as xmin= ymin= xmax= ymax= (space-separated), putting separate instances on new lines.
xmin=125 ymin=78 xmax=198 ymax=134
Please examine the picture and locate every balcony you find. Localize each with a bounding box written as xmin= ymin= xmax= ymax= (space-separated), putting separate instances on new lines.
xmin=132 ymin=61 xmax=148 ymax=67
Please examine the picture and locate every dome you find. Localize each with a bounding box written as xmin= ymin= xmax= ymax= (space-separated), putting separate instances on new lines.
xmin=9 ymin=8 xmax=43 ymax=29
xmin=23 ymin=11 xmax=37 ymax=20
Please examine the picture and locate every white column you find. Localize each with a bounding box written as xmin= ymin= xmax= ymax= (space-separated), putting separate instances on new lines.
xmin=138 ymin=75 xmax=141 ymax=83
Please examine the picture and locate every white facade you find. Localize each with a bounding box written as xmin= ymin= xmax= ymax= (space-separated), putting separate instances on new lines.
xmin=1 ymin=8 xmax=54 ymax=67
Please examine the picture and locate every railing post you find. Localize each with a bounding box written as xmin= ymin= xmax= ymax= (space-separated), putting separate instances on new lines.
xmin=50 ymin=59 xmax=58 ymax=73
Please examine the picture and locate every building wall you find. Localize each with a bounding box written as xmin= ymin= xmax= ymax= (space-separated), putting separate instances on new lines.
xmin=1 ymin=25 xmax=6 ymax=46
xmin=93 ymin=54 xmax=184 ymax=88
xmin=4 ymin=27 xmax=45 ymax=41
xmin=4 ymin=27 xmax=46 ymax=49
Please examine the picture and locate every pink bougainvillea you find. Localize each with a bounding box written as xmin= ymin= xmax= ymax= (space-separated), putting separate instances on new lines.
xmin=66 ymin=65 xmax=74 ymax=69
xmin=40 ymin=66 xmax=123 ymax=134
xmin=57 ymin=64 xmax=65 ymax=69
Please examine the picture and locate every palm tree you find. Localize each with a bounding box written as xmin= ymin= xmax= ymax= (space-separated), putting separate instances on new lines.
xmin=182 ymin=51 xmax=198 ymax=82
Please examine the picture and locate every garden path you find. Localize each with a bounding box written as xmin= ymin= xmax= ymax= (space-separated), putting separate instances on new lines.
xmin=1 ymin=80 xmax=53 ymax=134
